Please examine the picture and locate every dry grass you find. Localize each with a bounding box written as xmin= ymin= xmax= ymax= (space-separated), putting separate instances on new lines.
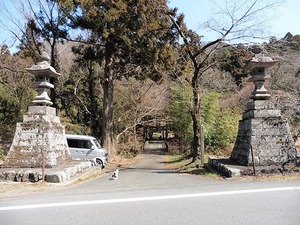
xmin=0 ymin=155 xmax=139 ymax=200
xmin=163 ymin=154 xmax=219 ymax=178
xmin=108 ymin=154 xmax=141 ymax=168
xmin=164 ymin=154 xmax=300 ymax=181
xmin=228 ymin=172 xmax=300 ymax=182
xmin=0 ymin=182 xmax=62 ymax=199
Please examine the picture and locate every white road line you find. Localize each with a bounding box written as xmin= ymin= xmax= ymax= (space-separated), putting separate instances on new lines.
xmin=1 ymin=186 xmax=300 ymax=211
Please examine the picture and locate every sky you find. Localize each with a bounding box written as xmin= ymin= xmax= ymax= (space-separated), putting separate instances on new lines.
xmin=0 ymin=0 xmax=300 ymax=52
xmin=168 ymin=0 xmax=300 ymax=43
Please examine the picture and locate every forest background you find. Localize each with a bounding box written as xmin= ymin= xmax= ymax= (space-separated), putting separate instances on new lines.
xmin=0 ymin=0 xmax=299 ymax=162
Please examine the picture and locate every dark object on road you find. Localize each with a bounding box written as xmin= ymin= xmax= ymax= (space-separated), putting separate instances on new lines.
xmin=111 ymin=169 xmax=119 ymax=180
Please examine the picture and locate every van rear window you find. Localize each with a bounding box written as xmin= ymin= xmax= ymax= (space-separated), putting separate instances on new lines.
xmin=67 ymin=139 xmax=93 ymax=149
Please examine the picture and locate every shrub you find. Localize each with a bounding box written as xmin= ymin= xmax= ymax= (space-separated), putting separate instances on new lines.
xmin=201 ymin=92 xmax=241 ymax=152
xmin=168 ymin=85 xmax=193 ymax=152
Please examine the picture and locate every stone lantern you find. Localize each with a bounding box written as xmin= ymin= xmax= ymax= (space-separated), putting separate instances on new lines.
xmin=26 ymin=60 xmax=60 ymax=106
xmin=230 ymin=54 xmax=297 ymax=166
xmin=246 ymin=54 xmax=277 ymax=100
xmin=4 ymin=54 xmax=71 ymax=168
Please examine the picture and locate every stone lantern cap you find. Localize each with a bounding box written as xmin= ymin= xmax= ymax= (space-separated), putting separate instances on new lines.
xmin=26 ymin=51 xmax=60 ymax=77
xmin=245 ymin=54 xmax=278 ymax=71
xmin=26 ymin=61 xmax=61 ymax=78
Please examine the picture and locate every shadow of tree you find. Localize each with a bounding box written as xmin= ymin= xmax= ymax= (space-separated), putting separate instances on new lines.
xmin=162 ymin=154 xmax=192 ymax=164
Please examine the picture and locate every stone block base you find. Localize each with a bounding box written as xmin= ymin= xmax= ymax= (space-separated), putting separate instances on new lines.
xmin=4 ymin=106 xmax=71 ymax=168
xmin=230 ymin=100 xmax=297 ymax=166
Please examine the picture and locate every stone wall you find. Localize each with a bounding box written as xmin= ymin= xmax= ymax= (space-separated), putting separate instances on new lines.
xmin=0 ymin=161 xmax=93 ymax=183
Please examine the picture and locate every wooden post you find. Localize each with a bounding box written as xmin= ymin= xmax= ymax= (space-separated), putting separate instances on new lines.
xmin=250 ymin=144 xmax=256 ymax=176
xmin=200 ymin=125 xmax=205 ymax=165
xmin=42 ymin=148 xmax=45 ymax=184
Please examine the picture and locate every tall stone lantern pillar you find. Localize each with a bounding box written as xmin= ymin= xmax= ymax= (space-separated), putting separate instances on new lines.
xmin=4 ymin=54 xmax=71 ymax=168
xmin=28 ymin=60 xmax=58 ymax=106
xmin=230 ymin=54 xmax=297 ymax=166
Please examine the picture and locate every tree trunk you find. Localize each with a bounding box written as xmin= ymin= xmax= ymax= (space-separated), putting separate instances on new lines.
xmin=101 ymin=42 xmax=115 ymax=154
xmin=191 ymin=71 xmax=201 ymax=162
xmin=87 ymin=62 xmax=101 ymax=137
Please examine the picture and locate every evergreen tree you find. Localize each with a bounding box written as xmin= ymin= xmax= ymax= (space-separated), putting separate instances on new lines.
xmin=56 ymin=0 xmax=176 ymax=154
xmin=16 ymin=19 xmax=43 ymax=62
xmin=0 ymin=46 xmax=35 ymax=153
xmin=68 ymin=43 xmax=103 ymax=137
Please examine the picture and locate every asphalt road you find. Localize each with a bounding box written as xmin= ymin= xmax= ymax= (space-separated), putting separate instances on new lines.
xmin=1 ymin=148 xmax=300 ymax=225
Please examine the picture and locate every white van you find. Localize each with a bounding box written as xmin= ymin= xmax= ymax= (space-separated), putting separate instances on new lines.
xmin=66 ymin=134 xmax=108 ymax=168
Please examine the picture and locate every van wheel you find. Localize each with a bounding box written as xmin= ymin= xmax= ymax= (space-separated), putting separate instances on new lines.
xmin=96 ymin=159 xmax=104 ymax=168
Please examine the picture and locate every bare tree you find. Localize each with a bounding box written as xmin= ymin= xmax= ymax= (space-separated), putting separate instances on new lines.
xmin=167 ymin=0 xmax=284 ymax=162
xmin=1 ymin=0 xmax=69 ymax=68
xmin=114 ymin=78 xmax=170 ymax=147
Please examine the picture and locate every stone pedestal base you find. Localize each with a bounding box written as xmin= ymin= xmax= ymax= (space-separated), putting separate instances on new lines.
xmin=4 ymin=106 xmax=71 ymax=168
xmin=230 ymin=100 xmax=297 ymax=166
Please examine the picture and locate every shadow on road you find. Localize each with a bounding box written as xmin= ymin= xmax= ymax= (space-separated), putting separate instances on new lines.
xmin=143 ymin=149 xmax=168 ymax=155
xmin=117 ymin=141 xmax=178 ymax=175
xmin=153 ymin=170 xmax=178 ymax=174
xmin=119 ymin=167 xmax=178 ymax=174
